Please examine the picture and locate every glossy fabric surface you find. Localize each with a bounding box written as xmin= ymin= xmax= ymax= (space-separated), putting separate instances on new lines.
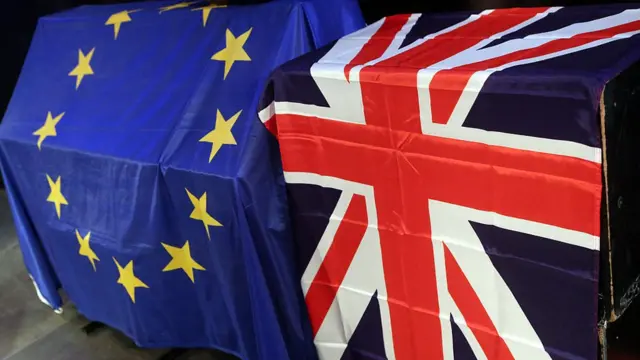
xmin=0 ymin=1 xmax=364 ymax=358
xmin=259 ymin=5 xmax=640 ymax=360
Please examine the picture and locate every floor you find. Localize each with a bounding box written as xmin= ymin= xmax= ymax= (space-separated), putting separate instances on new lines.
xmin=0 ymin=187 xmax=639 ymax=360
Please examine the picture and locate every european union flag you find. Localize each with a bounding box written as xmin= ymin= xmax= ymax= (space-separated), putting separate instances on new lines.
xmin=0 ymin=1 xmax=364 ymax=358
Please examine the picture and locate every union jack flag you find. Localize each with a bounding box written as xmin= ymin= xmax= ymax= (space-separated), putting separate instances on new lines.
xmin=259 ymin=5 xmax=640 ymax=360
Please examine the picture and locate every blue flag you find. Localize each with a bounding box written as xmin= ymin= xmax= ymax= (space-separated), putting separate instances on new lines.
xmin=0 ymin=1 xmax=364 ymax=358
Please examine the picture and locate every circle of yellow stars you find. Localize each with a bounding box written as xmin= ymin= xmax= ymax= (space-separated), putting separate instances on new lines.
xmin=46 ymin=174 xmax=68 ymax=219
xmin=193 ymin=4 xmax=227 ymax=27
xmin=69 ymin=48 xmax=95 ymax=90
xmin=212 ymin=28 xmax=253 ymax=80
xmin=105 ymin=10 xmax=141 ymax=40
xmin=32 ymin=1 xmax=252 ymax=303
xmin=185 ymin=188 xmax=222 ymax=240
xmin=113 ymin=257 xmax=149 ymax=303
xmin=162 ymin=241 xmax=206 ymax=283
xmin=76 ymin=230 xmax=100 ymax=271
xmin=200 ymin=109 xmax=241 ymax=162
xmin=33 ymin=111 xmax=64 ymax=150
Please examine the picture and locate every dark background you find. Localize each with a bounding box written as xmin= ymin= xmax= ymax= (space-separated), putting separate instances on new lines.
xmin=0 ymin=0 xmax=630 ymax=117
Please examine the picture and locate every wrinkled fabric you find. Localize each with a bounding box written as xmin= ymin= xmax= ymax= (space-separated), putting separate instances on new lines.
xmin=0 ymin=1 xmax=364 ymax=359
xmin=258 ymin=5 xmax=640 ymax=360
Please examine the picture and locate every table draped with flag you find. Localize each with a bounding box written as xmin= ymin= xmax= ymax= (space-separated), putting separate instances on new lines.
xmin=0 ymin=0 xmax=364 ymax=358
xmin=258 ymin=4 xmax=640 ymax=360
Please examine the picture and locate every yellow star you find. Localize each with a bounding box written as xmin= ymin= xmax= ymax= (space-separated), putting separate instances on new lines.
xmin=46 ymin=175 xmax=68 ymax=219
xmin=113 ymin=258 xmax=149 ymax=303
xmin=185 ymin=188 xmax=222 ymax=240
xmin=68 ymin=48 xmax=95 ymax=90
xmin=159 ymin=1 xmax=195 ymax=13
xmin=199 ymin=109 xmax=241 ymax=162
xmin=33 ymin=111 xmax=64 ymax=150
xmin=192 ymin=3 xmax=226 ymax=27
xmin=76 ymin=230 xmax=100 ymax=271
xmin=161 ymin=241 xmax=205 ymax=283
xmin=105 ymin=9 xmax=140 ymax=39
xmin=211 ymin=28 xmax=252 ymax=80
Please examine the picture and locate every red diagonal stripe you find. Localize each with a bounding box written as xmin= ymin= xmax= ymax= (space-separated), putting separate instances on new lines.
xmin=426 ymin=19 xmax=640 ymax=124
xmin=376 ymin=8 xmax=550 ymax=70
xmin=444 ymin=244 xmax=515 ymax=360
xmin=344 ymin=14 xmax=413 ymax=81
xmin=305 ymin=194 xmax=368 ymax=336
xmin=457 ymin=19 xmax=640 ymax=72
